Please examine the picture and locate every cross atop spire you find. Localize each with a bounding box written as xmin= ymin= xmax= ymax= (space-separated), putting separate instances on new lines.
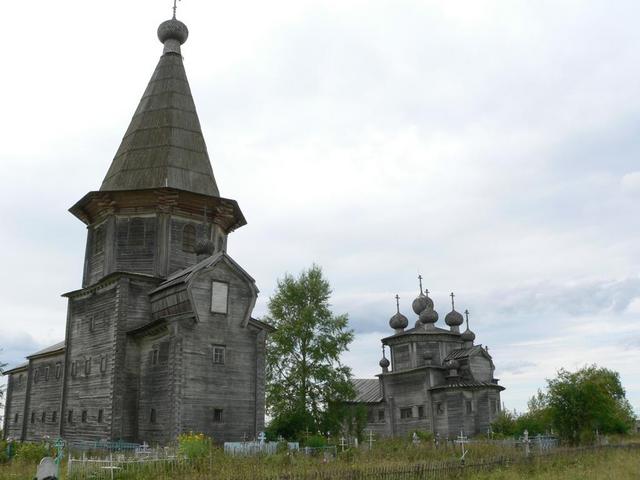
xmin=172 ymin=0 xmax=181 ymax=19
xmin=395 ymin=294 xmax=400 ymax=313
xmin=450 ymin=292 xmax=456 ymax=310
xmin=418 ymin=274 xmax=423 ymax=295
xmin=464 ymin=309 xmax=470 ymax=329
xmin=381 ymin=344 xmax=387 ymax=358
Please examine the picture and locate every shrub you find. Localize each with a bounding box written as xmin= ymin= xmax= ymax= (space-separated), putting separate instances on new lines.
xmin=14 ymin=442 xmax=50 ymax=464
xmin=177 ymin=432 xmax=212 ymax=460
xmin=304 ymin=434 xmax=326 ymax=448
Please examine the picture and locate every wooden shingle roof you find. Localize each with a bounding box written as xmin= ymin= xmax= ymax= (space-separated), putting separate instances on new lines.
xmin=350 ymin=378 xmax=383 ymax=403
xmin=100 ymin=51 xmax=219 ymax=197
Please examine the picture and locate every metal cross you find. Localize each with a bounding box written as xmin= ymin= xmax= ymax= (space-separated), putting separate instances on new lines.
xmin=418 ymin=274 xmax=423 ymax=295
xmin=464 ymin=309 xmax=470 ymax=329
xmin=395 ymin=294 xmax=400 ymax=313
xmin=172 ymin=0 xmax=181 ymax=19
xmin=450 ymin=292 xmax=456 ymax=309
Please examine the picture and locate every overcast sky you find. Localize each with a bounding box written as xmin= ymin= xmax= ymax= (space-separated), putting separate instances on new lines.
xmin=1 ymin=0 xmax=640 ymax=416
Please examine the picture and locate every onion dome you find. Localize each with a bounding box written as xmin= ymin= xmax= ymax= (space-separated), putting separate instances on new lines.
xmin=389 ymin=294 xmax=408 ymax=330
xmin=445 ymin=292 xmax=464 ymax=328
xmin=389 ymin=312 xmax=408 ymax=330
xmin=461 ymin=309 xmax=476 ymax=342
xmin=461 ymin=328 xmax=476 ymax=342
xmin=194 ymin=238 xmax=215 ymax=256
xmin=412 ymin=276 xmax=434 ymax=314
xmin=379 ymin=356 xmax=390 ymax=369
xmin=158 ymin=18 xmax=189 ymax=45
xmin=419 ymin=307 xmax=438 ymax=325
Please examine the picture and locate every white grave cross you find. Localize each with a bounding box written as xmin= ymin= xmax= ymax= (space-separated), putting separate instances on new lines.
xmin=455 ymin=431 xmax=468 ymax=463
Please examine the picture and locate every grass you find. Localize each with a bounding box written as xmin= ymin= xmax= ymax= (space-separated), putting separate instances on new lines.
xmin=1 ymin=437 xmax=639 ymax=479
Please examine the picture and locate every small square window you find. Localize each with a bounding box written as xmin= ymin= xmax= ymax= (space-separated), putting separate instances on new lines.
xmin=98 ymin=409 xmax=104 ymax=423
xmin=18 ymin=374 xmax=23 ymax=385
xmin=89 ymin=316 xmax=95 ymax=332
xmin=436 ymin=402 xmax=444 ymax=416
xmin=150 ymin=408 xmax=157 ymax=424
xmin=34 ymin=370 xmax=40 ymax=383
xmin=378 ymin=409 xmax=385 ymax=422
xmin=213 ymin=408 xmax=223 ymax=423
xmin=212 ymin=346 xmax=225 ymax=365
xmin=31 ymin=411 xmax=35 ymax=424
xmin=68 ymin=410 xmax=73 ymax=424
xmin=81 ymin=410 xmax=88 ymax=423
xmin=210 ymin=281 xmax=229 ymax=314
xmin=418 ymin=406 xmax=425 ymax=418
xmin=41 ymin=411 xmax=46 ymax=423
xmin=55 ymin=363 xmax=62 ymax=379
xmin=44 ymin=366 xmax=50 ymax=381
xmin=52 ymin=411 xmax=57 ymax=423
xmin=85 ymin=358 xmax=92 ymax=375
xmin=71 ymin=361 xmax=77 ymax=377
xmin=400 ymin=407 xmax=412 ymax=419
xmin=466 ymin=401 xmax=473 ymax=414
xmin=14 ymin=413 xmax=19 ymax=423
xmin=100 ymin=356 xmax=108 ymax=373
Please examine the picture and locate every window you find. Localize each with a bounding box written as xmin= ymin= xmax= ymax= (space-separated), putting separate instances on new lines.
xmin=491 ymin=400 xmax=498 ymax=414
xmin=100 ymin=355 xmax=108 ymax=373
xmin=93 ymin=225 xmax=105 ymax=254
xmin=34 ymin=369 xmax=40 ymax=383
xmin=182 ymin=224 xmax=196 ymax=253
xmin=31 ymin=411 xmax=35 ymax=424
xmin=52 ymin=411 xmax=57 ymax=423
xmin=436 ymin=402 xmax=444 ymax=416
xmin=367 ymin=409 xmax=375 ymax=423
xmin=89 ymin=316 xmax=95 ymax=332
xmin=81 ymin=410 xmax=88 ymax=423
xmin=128 ymin=218 xmax=145 ymax=247
xmin=98 ymin=409 xmax=103 ymax=423
xmin=18 ymin=374 xmax=23 ymax=385
xmin=213 ymin=408 xmax=223 ymax=423
xmin=151 ymin=349 xmax=159 ymax=366
xmin=400 ymin=408 xmax=412 ymax=419
xmin=85 ymin=358 xmax=92 ymax=375
xmin=378 ymin=409 xmax=385 ymax=422
xmin=150 ymin=409 xmax=156 ymax=424
xmin=44 ymin=366 xmax=50 ymax=381
xmin=466 ymin=401 xmax=473 ymax=414
xmin=55 ymin=363 xmax=62 ymax=379
xmin=212 ymin=346 xmax=225 ymax=365
xmin=41 ymin=411 xmax=46 ymax=423
xmin=210 ymin=281 xmax=229 ymax=314
xmin=71 ymin=361 xmax=77 ymax=377
xmin=418 ymin=406 xmax=425 ymax=418
xmin=14 ymin=413 xmax=18 ymax=423
xmin=68 ymin=410 xmax=73 ymax=424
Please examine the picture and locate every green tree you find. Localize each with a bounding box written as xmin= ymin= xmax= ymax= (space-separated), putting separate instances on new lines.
xmin=265 ymin=265 xmax=355 ymax=439
xmin=546 ymin=365 xmax=634 ymax=444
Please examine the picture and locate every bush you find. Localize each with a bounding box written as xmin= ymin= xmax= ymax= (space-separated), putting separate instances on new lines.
xmin=0 ymin=439 xmax=8 ymax=463
xmin=410 ymin=430 xmax=433 ymax=442
xmin=177 ymin=432 xmax=212 ymax=460
xmin=14 ymin=442 xmax=50 ymax=464
xmin=304 ymin=434 xmax=326 ymax=448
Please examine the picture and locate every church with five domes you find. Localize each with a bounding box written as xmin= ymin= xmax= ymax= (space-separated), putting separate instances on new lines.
xmin=349 ymin=278 xmax=504 ymax=438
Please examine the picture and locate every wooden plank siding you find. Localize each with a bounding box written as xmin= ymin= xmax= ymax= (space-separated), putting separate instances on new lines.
xmin=4 ymin=370 xmax=28 ymax=440
xmin=24 ymin=354 xmax=65 ymax=441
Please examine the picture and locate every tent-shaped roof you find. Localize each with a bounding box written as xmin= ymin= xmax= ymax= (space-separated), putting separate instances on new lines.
xmin=100 ymin=23 xmax=219 ymax=197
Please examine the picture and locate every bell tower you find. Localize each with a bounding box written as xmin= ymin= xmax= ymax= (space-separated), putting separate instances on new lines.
xmin=69 ymin=14 xmax=245 ymax=286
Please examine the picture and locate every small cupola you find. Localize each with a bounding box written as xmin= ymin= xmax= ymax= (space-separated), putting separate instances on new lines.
xmin=389 ymin=294 xmax=408 ymax=333
xmin=445 ymin=292 xmax=464 ymax=333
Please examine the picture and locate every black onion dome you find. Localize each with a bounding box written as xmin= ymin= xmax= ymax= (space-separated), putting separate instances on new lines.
xmin=194 ymin=238 xmax=215 ymax=256
xmin=412 ymin=294 xmax=434 ymax=314
xmin=379 ymin=356 xmax=390 ymax=369
xmin=419 ymin=308 xmax=438 ymax=324
xmin=461 ymin=328 xmax=476 ymax=342
xmin=389 ymin=312 xmax=408 ymax=330
xmin=158 ymin=18 xmax=189 ymax=45
xmin=445 ymin=309 xmax=464 ymax=327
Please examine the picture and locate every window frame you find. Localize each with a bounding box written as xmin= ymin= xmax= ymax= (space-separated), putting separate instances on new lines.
xmin=182 ymin=224 xmax=197 ymax=253
xmin=81 ymin=410 xmax=88 ymax=423
xmin=210 ymin=281 xmax=229 ymax=314
xmin=213 ymin=408 xmax=223 ymax=423
xmin=212 ymin=345 xmax=226 ymax=365
xmin=400 ymin=407 xmax=413 ymax=419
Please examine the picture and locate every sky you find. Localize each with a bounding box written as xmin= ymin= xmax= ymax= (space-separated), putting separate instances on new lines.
xmin=1 ymin=0 xmax=640 ymax=416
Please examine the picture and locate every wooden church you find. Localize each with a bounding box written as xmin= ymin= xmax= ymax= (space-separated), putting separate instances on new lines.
xmin=2 ymin=13 xmax=272 ymax=445
xmin=349 ymin=281 xmax=504 ymax=438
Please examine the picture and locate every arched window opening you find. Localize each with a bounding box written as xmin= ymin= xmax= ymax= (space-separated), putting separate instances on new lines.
xmin=182 ymin=224 xmax=196 ymax=253
xmin=93 ymin=225 xmax=105 ymax=255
